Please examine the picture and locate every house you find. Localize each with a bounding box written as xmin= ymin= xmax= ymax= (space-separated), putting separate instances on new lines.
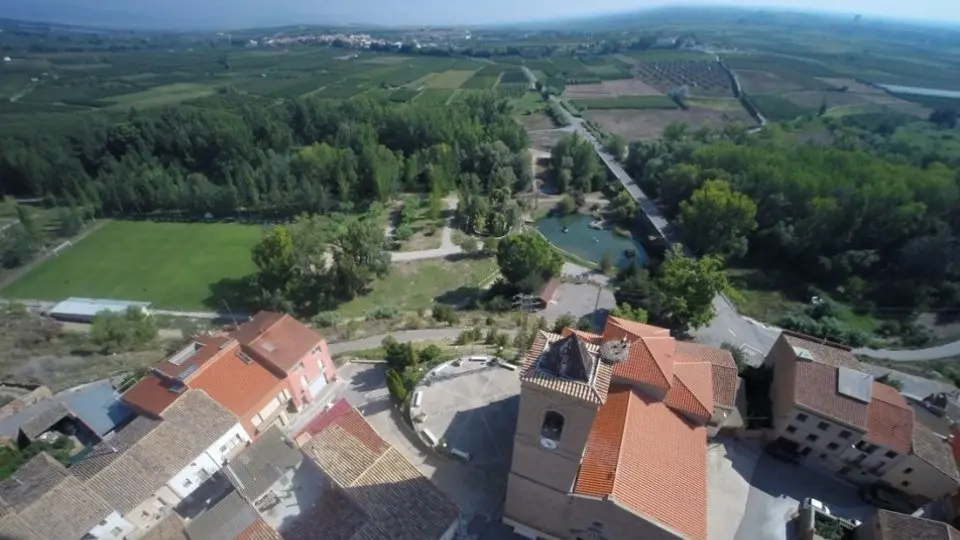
xmin=535 ymin=277 xmax=561 ymax=309
xmin=856 ymin=509 xmax=960 ymax=540
xmin=765 ymin=331 xmax=960 ymax=504
xmin=223 ymin=425 xmax=302 ymax=505
xmin=136 ymin=491 xmax=282 ymax=540
xmin=0 ymin=380 xmax=133 ymax=449
xmin=72 ymin=390 xmax=249 ymax=536
xmin=122 ymin=312 xmax=336 ymax=437
xmin=288 ymin=399 xmax=462 ymax=540
xmin=0 ymin=453 xmax=125 ymax=540
xmin=503 ymin=316 xmax=741 ymax=540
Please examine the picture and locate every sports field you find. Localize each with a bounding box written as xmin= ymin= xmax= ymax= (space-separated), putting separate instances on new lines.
xmin=2 ymin=220 xmax=261 ymax=310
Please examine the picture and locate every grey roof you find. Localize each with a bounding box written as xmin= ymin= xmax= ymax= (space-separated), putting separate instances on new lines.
xmin=0 ymin=453 xmax=114 ymax=540
xmin=537 ymin=334 xmax=595 ymax=383
xmin=83 ymin=390 xmax=240 ymax=512
xmin=139 ymin=513 xmax=188 ymax=540
xmin=0 ymin=379 xmax=133 ymax=440
xmin=50 ymin=297 xmax=151 ymax=318
xmin=0 ymin=453 xmax=69 ymax=515
xmin=225 ymin=426 xmax=301 ymax=501
xmin=184 ymin=491 xmax=259 ymax=540
xmin=70 ymin=415 xmax=161 ymax=480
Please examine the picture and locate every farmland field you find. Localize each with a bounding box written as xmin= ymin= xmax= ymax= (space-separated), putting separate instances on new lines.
xmin=415 ymin=89 xmax=455 ymax=105
xmin=427 ymin=70 xmax=476 ymax=89
xmin=748 ymin=94 xmax=816 ymax=121
xmin=585 ymin=105 xmax=756 ymax=139
xmin=736 ymin=69 xmax=804 ymax=95
xmin=572 ymin=95 xmax=678 ymax=110
xmin=2 ymin=220 xmax=261 ymax=310
xmin=461 ymin=74 xmax=500 ymax=89
xmin=562 ymin=79 xmax=663 ymax=99
xmin=101 ymin=83 xmax=216 ymax=109
xmin=634 ymin=60 xmax=732 ymax=97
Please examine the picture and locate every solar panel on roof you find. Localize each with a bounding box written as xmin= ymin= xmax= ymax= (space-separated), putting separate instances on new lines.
xmin=837 ymin=366 xmax=874 ymax=403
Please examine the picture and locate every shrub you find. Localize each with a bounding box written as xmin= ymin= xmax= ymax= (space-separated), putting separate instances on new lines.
xmin=312 ymin=311 xmax=341 ymax=328
xmin=484 ymin=328 xmax=500 ymax=344
xmin=420 ymin=344 xmax=443 ymax=365
xmin=485 ymin=315 xmax=497 ymax=326
xmin=495 ymin=333 xmax=510 ymax=348
xmin=394 ymin=224 xmax=414 ymax=241
xmin=552 ymin=313 xmax=577 ymax=333
xmin=455 ymin=330 xmax=474 ymax=345
xmin=432 ymin=304 xmax=459 ymax=325
xmin=386 ymin=369 xmax=408 ymax=404
xmin=366 ymin=305 xmax=398 ymax=320
xmin=721 ymin=342 xmax=748 ymax=373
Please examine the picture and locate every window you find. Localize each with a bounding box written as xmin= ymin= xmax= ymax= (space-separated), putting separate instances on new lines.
xmin=884 ymin=450 xmax=897 ymax=459
xmin=796 ymin=413 xmax=809 ymax=423
xmin=251 ymin=415 xmax=262 ymax=427
xmin=838 ymin=430 xmax=852 ymax=439
xmin=541 ymin=411 xmax=565 ymax=442
xmin=182 ymin=479 xmax=193 ymax=488
xmin=99 ymin=519 xmax=108 ymax=526
xmin=786 ymin=425 xmax=797 ymax=434
xmin=856 ymin=441 xmax=877 ymax=454
xmin=827 ymin=442 xmax=839 ymax=450
xmin=901 ymin=481 xmax=911 ymax=487
xmin=806 ymin=434 xmax=819 ymax=442
xmin=111 ymin=527 xmax=123 ymax=536
xmin=904 ymin=467 xmax=913 ymax=474
xmin=817 ymin=421 xmax=830 ymax=431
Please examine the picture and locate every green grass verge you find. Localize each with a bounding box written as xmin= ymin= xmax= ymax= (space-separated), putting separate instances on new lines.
xmin=335 ymin=257 xmax=497 ymax=318
xmin=572 ymin=95 xmax=678 ymax=110
xmin=2 ymin=220 xmax=261 ymax=310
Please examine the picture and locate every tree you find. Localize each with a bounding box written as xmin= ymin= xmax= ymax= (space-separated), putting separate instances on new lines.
xmin=15 ymin=205 xmax=38 ymax=240
xmin=483 ymin=236 xmax=500 ymax=257
xmin=251 ymin=226 xmax=296 ymax=295
xmin=876 ymin=374 xmax=904 ymax=391
xmin=90 ymin=307 xmax=157 ymax=354
xmin=679 ymin=180 xmax=758 ymax=259
xmin=654 ymin=246 xmax=728 ymax=333
xmin=552 ymin=313 xmax=576 ymax=333
xmin=57 ymin=206 xmax=83 ymax=238
xmin=611 ymin=303 xmax=648 ymax=323
xmin=0 ymin=225 xmax=37 ymax=269
xmin=604 ymin=135 xmax=627 ymax=162
xmin=385 ymin=368 xmax=408 ymax=403
xmin=496 ymin=231 xmax=562 ymax=292
xmin=329 ymin=216 xmax=391 ymax=301
xmin=610 ymin=189 xmax=638 ymax=223
xmin=600 ymin=251 xmax=614 ymax=275
xmin=721 ymin=342 xmax=748 ymax=374
xmin=557 ymin=195 xmax=577 ymax=215
xmin=460 ymin=235 xmax=480 ymax=255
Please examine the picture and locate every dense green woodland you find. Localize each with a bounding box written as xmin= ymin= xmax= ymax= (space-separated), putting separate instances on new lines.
xmin=0 ymin=91 xmax=529 ymax=217
xmin=620 ymin=124 xmax=960 ymax=329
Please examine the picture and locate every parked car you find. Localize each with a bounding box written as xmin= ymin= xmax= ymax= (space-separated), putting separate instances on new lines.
xmin=860 ymin=484 xmax=915 ymax=513
xmin=803 ymin=497 xmax=832 ymax=516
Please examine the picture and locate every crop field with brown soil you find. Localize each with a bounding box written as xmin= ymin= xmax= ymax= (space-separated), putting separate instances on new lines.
xmin=783 ymin=89 xmax=923 ymax=110
xmin=634 ymin=60 xmax=732 ymax=97
xmin=528 ymin=129 xmax=569 ymax=152
xmin=562 ymin=78 xmax=663 ymax=99
xmin=736 ymin=69 xmax=804 ymax=95
xmin=584 ymin=106 xmax=755 ymax=139
xmin=517 ymin=112 xmax=559 ymax=131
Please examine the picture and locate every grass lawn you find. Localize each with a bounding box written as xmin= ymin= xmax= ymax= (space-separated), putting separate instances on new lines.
xmin=336 ymin=257 xmax=498 ymax=318
xmin=2 ymin=220 xmax=261 ymax=310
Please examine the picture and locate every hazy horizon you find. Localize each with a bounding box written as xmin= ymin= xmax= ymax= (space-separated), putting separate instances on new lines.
xmin=0 ymin=0 xmax=956 ymax=31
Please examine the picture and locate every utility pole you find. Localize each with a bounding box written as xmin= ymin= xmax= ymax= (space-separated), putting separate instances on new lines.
xmin=513 ymin=293 xmax=538 ymax=356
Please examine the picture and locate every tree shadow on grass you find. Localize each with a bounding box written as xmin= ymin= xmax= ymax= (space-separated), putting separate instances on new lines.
xmin=434 ymin=286 xmax=482 ymax=307
xmin=203 ymin=275 xmax=257 ymax=314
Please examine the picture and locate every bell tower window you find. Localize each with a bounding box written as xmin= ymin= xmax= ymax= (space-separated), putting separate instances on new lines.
xmin=541 ymin=411 xmax=565 ymax=446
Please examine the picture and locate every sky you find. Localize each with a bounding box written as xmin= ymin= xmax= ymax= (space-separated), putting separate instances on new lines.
xmin=1 ymin=0 xmax=957 ymax=29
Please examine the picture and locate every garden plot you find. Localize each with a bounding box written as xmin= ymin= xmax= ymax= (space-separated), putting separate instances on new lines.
xmin=634 ymin=60 xmax=732 ymax=97
xmin=562 ymin=78 xmax=663 ymax=99
xmin=735 ymin=69 xmax=804 ymax=95
xmin=585 ymin=106 xmax=755 ymax=139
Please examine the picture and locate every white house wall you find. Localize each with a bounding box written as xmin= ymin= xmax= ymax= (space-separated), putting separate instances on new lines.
xmin=167 ymin=452 xmax=221 ymax=499
xmin=87 ymin=511 xmax=136 ymax=540
xmin=204 ymin=422 xmax=251 ymax=465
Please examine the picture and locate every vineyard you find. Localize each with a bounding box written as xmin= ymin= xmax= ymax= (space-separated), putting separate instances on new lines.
xmin=634 ymin=60 xmax=732 ymax=97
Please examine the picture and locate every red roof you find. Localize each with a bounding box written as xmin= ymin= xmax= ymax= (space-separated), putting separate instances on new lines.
xmin=187 ymin=343 xmax=288 ymax=419
xmin=296 ymin=399 xmax=389 ymax=455
xmin=232 ymin=312 xmax=326 ymax=372
xmin=865 ymin=382 xmax=914 ymax=455
xmin=121 ymin=374 xmax=181 ymax=417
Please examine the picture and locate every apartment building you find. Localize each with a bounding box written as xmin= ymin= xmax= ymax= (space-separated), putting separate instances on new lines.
xmin=122 ymin=311 xmax=337 ymax=438
xmin=766 ymin=331 xmax=960 ymax=504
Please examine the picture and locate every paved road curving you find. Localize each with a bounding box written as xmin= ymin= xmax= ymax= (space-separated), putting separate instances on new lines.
xmin=854 ymin=342 xmax=960 ymax=362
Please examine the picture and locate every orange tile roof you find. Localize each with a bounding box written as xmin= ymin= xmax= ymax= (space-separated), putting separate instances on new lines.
xmin=121 ymin=374 xmax=180 ymax=417
xmin=574 ymin=385 xmax=708 ymax=540
xmin=865 ymin=382 xmax=914 ymax=455
xmin=603 ymin=316 xmax=670 ymax=339
xmin=153 ymin=334 xmax=235 ymax=380
xmin=611 ymin=336 xmax=673 ymax=393
xmin=236 ymin=518 xmax=283 ymax=540
xmin=188 ymin=343 xmax=288 ymax=419
xmin=232 ymin=312 xmax=325 ymax=372
xmin=665 ymin=362 xmax=714 ymax=421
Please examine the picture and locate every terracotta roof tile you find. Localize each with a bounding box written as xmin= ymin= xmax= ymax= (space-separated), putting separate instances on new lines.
xmin=865 ymin=382 xmax=913 ymax=455
xmin=611 ymin=337 xmax=673 ymax=393
xmin=573 ymin=387 xmax=631 ymax=497
xmin=236 ymin=518 xmax=282 ymax=540
xmin=664 ymin=362 xmax=713 ymax=422
xmin=121 ymin=374 xmax=180 ymax=417
xmin=710 ymin=364 xmax=740 ymax=407
xmin=574 ymin=385 xmax=707 ymax=540
xmin=675 ymin=341 xmax=737 ymax=371
xmin=232 ymin=312 xmax=325 ymax=372
xmin=187 ymin=343 xmax=288 ymax=419
xmin=603 ymin=316 xmax=670 ymax=339
xmin=783 ymin=333 xmax=862 ymax=370
xmin=912 ymin=422 xmax=960 ymax=484
xmin=561 ymin=328 xmax=602 ymax=344
xmin=875 ymin=509 xmax=960 ymax=540
xmin=154 ymin=334 xmax=235 ymax=380
xmin=793 ymin=359 xmax=869 ymax=428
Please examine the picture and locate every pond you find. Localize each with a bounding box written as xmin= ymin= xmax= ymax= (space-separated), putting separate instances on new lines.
xmin=877 ymin=84 xmax=960 ymax=99
xmin=537 ymin=214 xmax=649 ymax=268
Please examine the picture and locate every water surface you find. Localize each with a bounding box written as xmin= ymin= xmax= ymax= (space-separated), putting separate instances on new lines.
xmin=537 ymin=214 xmax=649 ymax=268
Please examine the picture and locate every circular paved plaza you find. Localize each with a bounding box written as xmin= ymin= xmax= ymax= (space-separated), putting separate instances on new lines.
xmin=411 ymin=357 xmax=521 ymax=469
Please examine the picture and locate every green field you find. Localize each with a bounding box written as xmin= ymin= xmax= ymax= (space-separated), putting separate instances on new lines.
xmin=428 ymin=70 xmax=477 ymax=89
xmin=101 ymin=83 xmax=216 ymax=109
xmin=749 ymin=94 xmax=816 ymax=121
xmin=2 ymin=220 xmax=261 ymax=310
xmin=415 ymin=89 xmax=455 ymax=105
xmin=571 ymin=95 xmax=678 ymax=110
xmin=335 ymin=257 xmax=498 ymax=317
